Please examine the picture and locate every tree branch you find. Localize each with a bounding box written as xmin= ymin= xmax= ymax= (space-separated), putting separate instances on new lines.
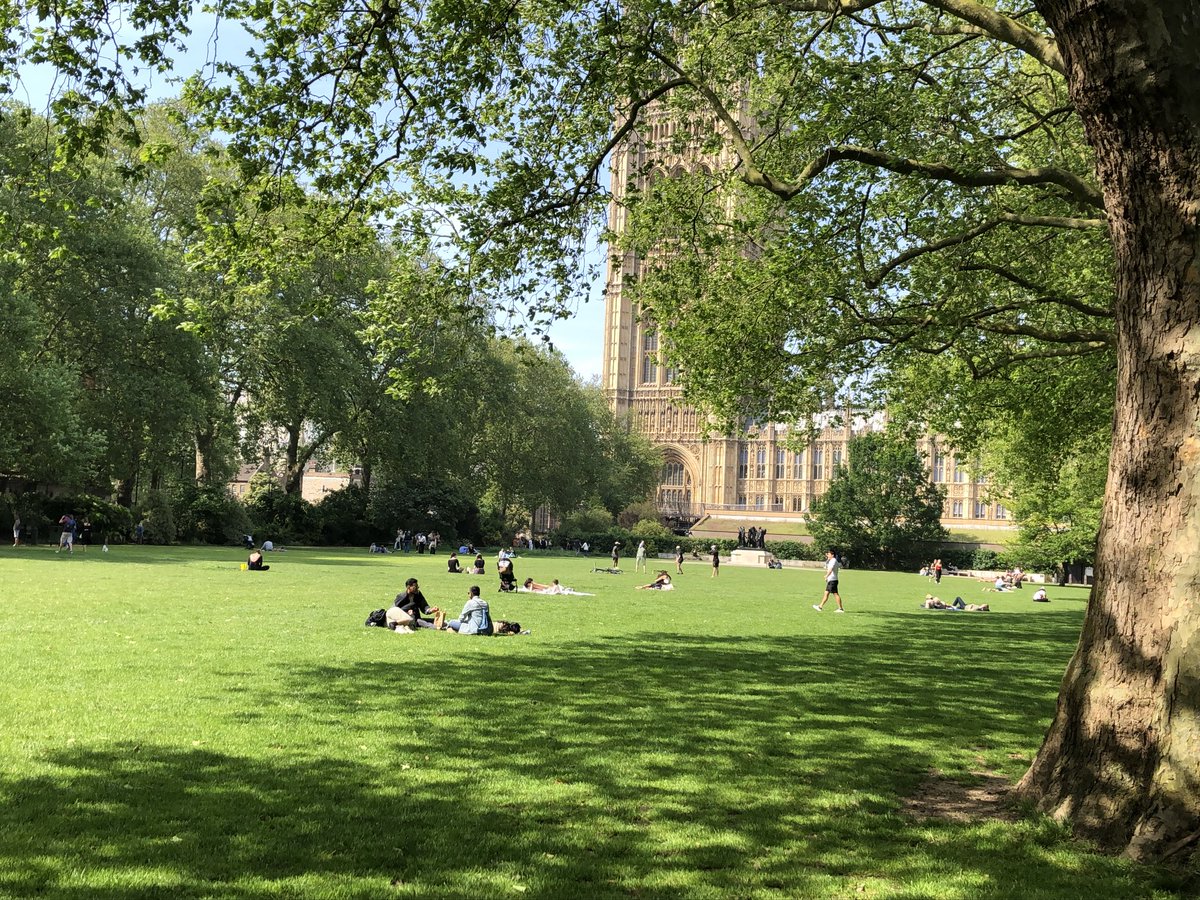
xmin=867 ymin=212 xmax=1106 ymax=287
xmin=972 ymin=342 xmax=1110 ymax=378
xmin=786 ymin=145 xmax=1104 ymax=209
xmin=772 ymin=0 xmax=1064 ymax=73
xmin=490 ymin=76 xmax=691 ymax=231
xmin=960 ymin=262 xmax=1113 ymax=318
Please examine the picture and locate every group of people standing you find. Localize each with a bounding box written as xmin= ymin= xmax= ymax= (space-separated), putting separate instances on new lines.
xmin=393 ymin=529 xmax=441 ymax=554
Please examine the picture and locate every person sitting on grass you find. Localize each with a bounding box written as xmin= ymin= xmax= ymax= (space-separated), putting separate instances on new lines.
xmin=247 ymin=550 xmax=269 ymax=571
xmin=498 ymin=556 xmax=517 ymax=592
xmin=387 ymin=577 xmax=441 ymax=630
xmin=1032 ymin=588 xmax=1050 ymax=602
xmin=470 ymin=552 xmax=486 ymax=574
xmin=439 ymin=585 xmax=494 ymax=635
xmin=447 ymin=551 xmax=463 ymax=573
xmin=636 ymin=571 xmax=674 ymax=590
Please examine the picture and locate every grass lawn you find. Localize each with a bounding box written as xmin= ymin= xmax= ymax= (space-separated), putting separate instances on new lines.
xmin=0 ymin=546 xmax=1190 ymax=898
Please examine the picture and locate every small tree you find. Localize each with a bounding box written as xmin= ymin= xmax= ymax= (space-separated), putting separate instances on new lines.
xmin=808 ymin=432 xmax=947 ymax=570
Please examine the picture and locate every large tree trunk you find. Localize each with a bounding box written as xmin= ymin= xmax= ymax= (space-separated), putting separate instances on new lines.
xmin=1019 ymin=0 xmax=1200 ymax=861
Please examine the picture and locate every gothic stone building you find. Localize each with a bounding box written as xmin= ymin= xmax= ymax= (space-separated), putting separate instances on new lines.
xmin=602 ymin=109 xmax=1012 ymax=531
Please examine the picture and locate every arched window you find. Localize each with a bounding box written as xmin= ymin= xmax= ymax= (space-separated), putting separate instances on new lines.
xmin=661 ymin=462 xmax=685 ymax=486
xmin=641 ymin=329 xmax=658 ymax=383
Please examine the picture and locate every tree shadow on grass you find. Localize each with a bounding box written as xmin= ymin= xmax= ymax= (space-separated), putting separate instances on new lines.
xmin=0 ymin=613 xmax=1184 ymax=898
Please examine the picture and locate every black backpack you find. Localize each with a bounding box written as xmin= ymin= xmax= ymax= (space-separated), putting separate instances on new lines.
xmin=365 ymin=608 xmax=388 ymax=627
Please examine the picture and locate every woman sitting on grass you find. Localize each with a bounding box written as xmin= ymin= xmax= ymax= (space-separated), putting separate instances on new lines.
xmin=247 ymin=550 xmax=269 ymax=571
xmin=636 ymin=571 xmax=674 ymax=590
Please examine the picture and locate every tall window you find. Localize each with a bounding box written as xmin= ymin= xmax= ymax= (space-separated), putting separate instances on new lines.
xmin=832 ymin=447 xmax=843 ymax=470
xmin=773 ymin=495 xmax=783 ymax=509
xmin=954 ymin=462 xmax=966 ymax=483
xmin=775 ymin=449 xmax=786 ymax=479
xmin=662 ymin=462 xmax=684 ymax=486
xmin=974 ymin=500 xmax=987 ymax=518
xmin=933 ymin=453 xmax=946 ymax=482
xmin=812 ymin=448 xmax=824 ymax=479
xmin=641 ymin=329 xmax=658 ymax=384
xmin=996 ymin=503 xmax=1008 ymax=520
xmin=755 ymin=449 xmax=767 ymax=478
xmin=738 ymin=448 xmax=749 ymax=479
xmin=755 ymin=495 xmax=765 ymax=510
xmin=737 ymin=494 xmax=747 ymax=507
xmin=791 ymin=496 xmax=803 ymax=512
xmin=952 ymin=500 xmax=963 ymax=517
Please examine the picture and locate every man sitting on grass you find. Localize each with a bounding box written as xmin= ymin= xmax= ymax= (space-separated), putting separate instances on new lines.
xmin=439 ymin=585 xmax=494 ymax=635
xmin=387 ymin=577 xmax=441 ymax=630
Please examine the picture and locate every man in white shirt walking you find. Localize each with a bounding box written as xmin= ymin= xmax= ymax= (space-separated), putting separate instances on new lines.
xmin=813 ymin=550 xmax=845 ymax=612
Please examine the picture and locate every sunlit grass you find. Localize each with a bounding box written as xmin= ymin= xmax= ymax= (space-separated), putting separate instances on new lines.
xmin=0 ymin=545 xmax=1187 ymax=898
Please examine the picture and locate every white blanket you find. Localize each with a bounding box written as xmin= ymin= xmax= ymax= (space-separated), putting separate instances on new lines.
xmin=517 ymin=586 xmax=594 ymax=596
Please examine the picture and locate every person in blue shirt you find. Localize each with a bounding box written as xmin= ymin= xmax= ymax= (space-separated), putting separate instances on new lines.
xmin=444 ymin=586 xmax=493 ymax=635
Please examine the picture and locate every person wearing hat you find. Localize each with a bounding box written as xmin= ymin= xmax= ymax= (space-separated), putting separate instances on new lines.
xmin=710 ymin=544 xmax=720 ymax=578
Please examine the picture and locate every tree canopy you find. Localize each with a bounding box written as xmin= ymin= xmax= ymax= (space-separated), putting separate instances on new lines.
xmin=808 ymin=431 xmax=948 ymax=570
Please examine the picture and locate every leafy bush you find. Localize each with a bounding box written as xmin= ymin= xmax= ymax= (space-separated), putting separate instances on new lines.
xmin=174 ymin=484 xmax=252 ymax=545
xmin=768 ymin=540 xmax=824 ymax=562
xmin=368 ymin=477 xmax=480 ymax=546
xmin=316 ymin=485 xmax=371 ymax=546
xmin=41 ymin=493 xmax=133 ymax=543
xmin=971 ymin=548 xmax=1001 ymax=570
xmin=247 ymin=487 xmax=318 ymax=545
xmin=139 ymin=491 xmax=177 ymax=544
xmin=617 ymin=501 xmax=661 ymax=529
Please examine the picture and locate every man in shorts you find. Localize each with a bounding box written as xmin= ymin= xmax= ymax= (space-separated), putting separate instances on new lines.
xmin=57 ymin=514 xmax=75 ymax=554
xmin=813 ymin=549 xmax=844 ymax=612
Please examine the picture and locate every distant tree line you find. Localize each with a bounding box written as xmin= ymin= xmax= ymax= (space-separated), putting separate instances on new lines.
xmin=0 ymin=104 xmax=660 ymax=545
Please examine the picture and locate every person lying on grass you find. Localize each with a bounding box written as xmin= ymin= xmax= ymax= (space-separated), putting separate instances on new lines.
xmin=923 ymin=594 xmax=989 ymax=611
xmin=520 ymin=578 xmax=592 ymax=596
xmin=437 ymin=585 xmax=494 ymax=635
xmin=635 ymin=571 xmax=674 ymax=590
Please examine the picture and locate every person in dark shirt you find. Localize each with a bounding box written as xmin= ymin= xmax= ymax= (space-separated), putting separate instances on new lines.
xmin=247 ymin=550 xmax=269 ymax=570
xmin=447 ymin=551 xmax=463 ymax=573
xmin=498 ymin=557 xmax=517 ymax=592
xmin=392 ymin=577 xmax=440 ymax=629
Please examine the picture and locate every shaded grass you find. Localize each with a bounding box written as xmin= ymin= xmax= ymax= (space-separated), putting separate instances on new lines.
xmin=0 ymin=545 xmax=1189 ymax=898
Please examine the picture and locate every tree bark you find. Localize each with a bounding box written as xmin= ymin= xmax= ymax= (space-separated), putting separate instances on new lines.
xmin=284 ymin=424 xmax=303 ymax=495
xmin=1018 ymin=0 xmax=1200 ymax=861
